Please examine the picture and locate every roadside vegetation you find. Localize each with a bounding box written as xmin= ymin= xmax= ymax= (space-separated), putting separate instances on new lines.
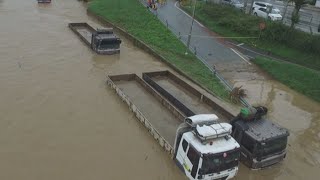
xmin=181 ymin=1 xmax=320 ymax=71
xmin=88 ymin=0 xmax=230 ymax=99
xmin=253 ymin=57 xmax=320 ymax=102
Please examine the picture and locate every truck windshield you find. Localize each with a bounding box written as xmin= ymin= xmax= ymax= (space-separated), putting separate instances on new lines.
xmin=201 ymin=149 xmax=240 ymax=175
xmin=99 ymin=39 xmax=120 ymax=49
xmin=257 ymin=137 xmax=287 ymax=157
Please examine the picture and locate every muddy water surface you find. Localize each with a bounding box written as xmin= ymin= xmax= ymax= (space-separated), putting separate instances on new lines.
xmin=0 ymin=0 xmax=184 ymax=179
xmin=0 ymin=0 xmax=319 ymax=180
xmin=217 ymin=61 xmax=320 ymax=180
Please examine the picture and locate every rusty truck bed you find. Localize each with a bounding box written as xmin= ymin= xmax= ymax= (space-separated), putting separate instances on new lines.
xmin=142 ymin=71 xmax=234 ymax=122
xmin=69 ymin=23 xmax=95 ymax=47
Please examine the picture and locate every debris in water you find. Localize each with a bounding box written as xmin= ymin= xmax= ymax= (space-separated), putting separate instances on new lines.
xmin=230 ymin=85 xmax=247 ymax=104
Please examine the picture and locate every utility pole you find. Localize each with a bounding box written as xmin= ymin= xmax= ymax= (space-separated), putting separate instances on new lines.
xmin=282 ymin=0 xmax=289 ymax=23
xmin=185 ymin=0 xmax=197 ymax=55
xmin=249 ymin=0 xmax=255 ymax=15
xmin=243 ymin=0 xmax=248 ymax=14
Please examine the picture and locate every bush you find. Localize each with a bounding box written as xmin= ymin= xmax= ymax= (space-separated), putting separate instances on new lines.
xmin=306 ymin=0 xmax=316 ymax=5
xmin=200 ymin=3 xmax=320 ymax=55
xmin=182 ymin=2 xmax=320 ymax=70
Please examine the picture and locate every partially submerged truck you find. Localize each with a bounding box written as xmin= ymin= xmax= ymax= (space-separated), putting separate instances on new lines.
xmin=107 ymin=74 xmax=241 ymax=180
xmin=68 ymin=23 xmax=121 ymax=55
xmin=142 ymin=70 xmax=289 ymax=169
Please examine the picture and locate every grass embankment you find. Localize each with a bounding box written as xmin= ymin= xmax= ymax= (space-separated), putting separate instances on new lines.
xmin=182 ymin=1 xmax=320 ymax=71
xmin=88 ymin=0 xmax=229 ymax=99
xmin=253 ymin=57 xmax=320 ymax=102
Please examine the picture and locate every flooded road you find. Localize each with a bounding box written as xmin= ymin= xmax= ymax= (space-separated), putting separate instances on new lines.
xmin=0 ymin=0 xmax=184 ymax=179
xmin=218 ymin=61 xmax=320 ymax=180
xmin=0 ymin=0 xmax=319 ymax=180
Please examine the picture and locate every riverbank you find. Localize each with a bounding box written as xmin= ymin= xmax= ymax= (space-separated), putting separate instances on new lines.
xmin=87 ymin=0 xmax=229 ymax=99
xmin=252 ymin=57 xmax=320 ymax=102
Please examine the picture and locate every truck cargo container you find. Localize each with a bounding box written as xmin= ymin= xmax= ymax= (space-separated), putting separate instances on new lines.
xmin=107 ymin=73 xmax=241 ymax=180
xmin=142 ymin=70 xmax=289 ymax=169
xmin=68 ymin=23 xmax=121 ymax=55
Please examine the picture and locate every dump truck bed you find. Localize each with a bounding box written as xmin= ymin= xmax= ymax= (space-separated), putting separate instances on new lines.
xmin=142 ymin=71 xmax=234 ymax=122
xmin=107 ymin=74 xmax=186 ymax=155
xmin=69 ymin=22 xmax=121 ymax=55
xmin=69 ymin=23 xmax=95 ymax=46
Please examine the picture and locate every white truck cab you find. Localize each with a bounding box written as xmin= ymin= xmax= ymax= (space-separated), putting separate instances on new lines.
xmin=174 ymin=115 xmax=241 ymax=180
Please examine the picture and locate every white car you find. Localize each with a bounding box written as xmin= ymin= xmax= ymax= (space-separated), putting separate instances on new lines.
xmin=253 ymin=7 xmax=282 ymax=21
xmin=252 ymin=1 xmax=273 ymax=10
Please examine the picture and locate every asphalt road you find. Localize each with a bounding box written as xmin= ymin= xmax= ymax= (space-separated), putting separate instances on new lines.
xmin=152 ymin=0 xmax=249 ymax=66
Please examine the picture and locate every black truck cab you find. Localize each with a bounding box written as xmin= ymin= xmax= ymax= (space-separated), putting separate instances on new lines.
xmin=231 ymin=107 xmax=289 ymax=169
xmin=91 ymin=29 xmax=122 ymax=55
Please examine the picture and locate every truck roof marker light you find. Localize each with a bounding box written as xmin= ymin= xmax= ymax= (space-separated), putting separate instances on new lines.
xmin=223 ymin=153 xmax=227 ymax=158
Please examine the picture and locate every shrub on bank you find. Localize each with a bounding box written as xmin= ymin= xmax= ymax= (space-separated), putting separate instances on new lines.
xmin=183 ymin=2 xmax=320 ymax=70
xmin=199 ymin=2 xmax=320 ymax=55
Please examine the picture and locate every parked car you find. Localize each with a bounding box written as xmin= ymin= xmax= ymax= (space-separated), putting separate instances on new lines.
xmin=221 ymin=0 xmax=244 ymax=11
xmin=253 ymin=7 xmax=282 ymax=21
xmin=252 ymin=1 xmax=273 ymax=10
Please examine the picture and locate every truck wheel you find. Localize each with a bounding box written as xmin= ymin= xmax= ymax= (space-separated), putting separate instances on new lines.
xmin=254 ymin=12 xmax=257 ymax=16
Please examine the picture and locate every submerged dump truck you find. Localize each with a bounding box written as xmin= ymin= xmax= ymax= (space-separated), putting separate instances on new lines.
xmin=142 ymin=70 xmax=289 ymax=169
xmin=107 ymin=74 xmax=241 ymax=180
xmin=68 ymin=23 xmax=121 ymax=55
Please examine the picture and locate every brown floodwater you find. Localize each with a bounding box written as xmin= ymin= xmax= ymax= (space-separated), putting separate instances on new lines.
xmin=0 ymin=0 xmax=319 ymax=180
xmin=0 ymin=0 xmax=184 ymax=179
xmin=217 ymin=61 xmax=320 ymax=180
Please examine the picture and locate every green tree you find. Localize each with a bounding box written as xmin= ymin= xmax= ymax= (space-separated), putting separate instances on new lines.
xmin=290 ymin=0 xmax=308 ymax=28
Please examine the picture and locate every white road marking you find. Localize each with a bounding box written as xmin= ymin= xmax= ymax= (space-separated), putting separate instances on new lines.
xmin=237 ymin=43 xmax=244 ymax=46
xmin=179 ymin=35 xmax=258 ymax=39
xmin=230 ymin=48 xmax=252 ymax=65
xmin=174 ymin=2 xmax=204 ymax=28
